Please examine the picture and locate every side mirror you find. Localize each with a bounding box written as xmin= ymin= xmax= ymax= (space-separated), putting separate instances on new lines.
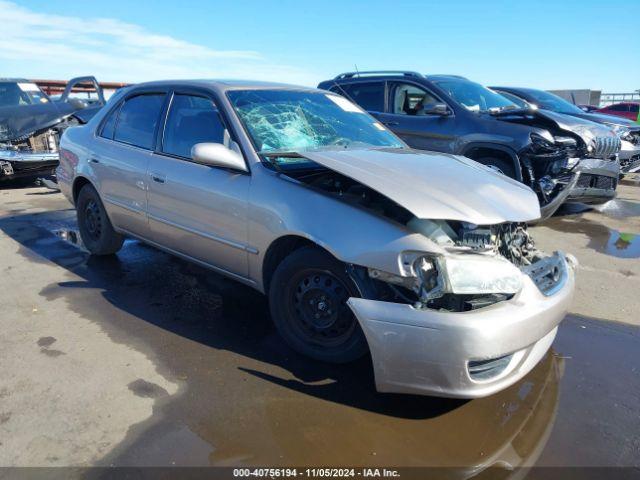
xmin=191 ymin=143 xmax=248 ymax=172
xmin=423 ymin=103 xmax=450 ymax=116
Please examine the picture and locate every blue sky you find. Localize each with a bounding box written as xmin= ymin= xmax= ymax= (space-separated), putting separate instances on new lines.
xmin=1 ymin=0 xmax=638 ymax=91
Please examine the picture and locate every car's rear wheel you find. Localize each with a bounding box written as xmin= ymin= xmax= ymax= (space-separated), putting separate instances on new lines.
xmin=268 ymin=246 xmax=369 ymax=363
xmin=476 ymin=157 xmax=516 ymax=179
xmin=76 ymin=184 xmax=124 ymax=255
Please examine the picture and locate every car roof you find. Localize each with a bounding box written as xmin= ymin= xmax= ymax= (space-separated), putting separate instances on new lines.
xmin=127 ymin=79 xmax=320 ymax=93
xmin=0 ymin=78 xmax=31 ymax=83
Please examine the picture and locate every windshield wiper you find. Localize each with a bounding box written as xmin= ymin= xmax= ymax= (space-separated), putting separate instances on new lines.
xmin=259 ymin=150 xmax=304 ymax=158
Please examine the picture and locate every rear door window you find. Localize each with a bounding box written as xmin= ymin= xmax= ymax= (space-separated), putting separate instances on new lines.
xmin=113 ymin=94 xmax=165 ymax=150
xmin=336 ymin=82 xmax=386 ymax=112
xmin=162 ymin=94 xmax=226 ymax=158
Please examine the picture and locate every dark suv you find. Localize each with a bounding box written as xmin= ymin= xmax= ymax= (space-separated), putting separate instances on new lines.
xmin=318 ymin=72 xmax=613 ymax=216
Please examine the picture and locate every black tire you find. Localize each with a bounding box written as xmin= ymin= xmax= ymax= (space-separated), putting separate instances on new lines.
xmin=475 ymin=157 xmax=517 ymax=179
xmin=268 ymin=246 xmax=369 ymax=364
xmin=76 ymin=184 xmax=124 ymax=255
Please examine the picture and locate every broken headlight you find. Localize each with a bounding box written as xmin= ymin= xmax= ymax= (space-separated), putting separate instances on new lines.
xmin=439 ymin=255 xmax=523 ymax=295
xmin=529 ymin=132 xmax=558 ymax=154
xmin=370 ymin=251 xmax=524 ymax=306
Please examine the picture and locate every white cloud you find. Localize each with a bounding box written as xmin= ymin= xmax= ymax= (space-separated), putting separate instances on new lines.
xmin=0 ymin=1 xmax=318 ymax=85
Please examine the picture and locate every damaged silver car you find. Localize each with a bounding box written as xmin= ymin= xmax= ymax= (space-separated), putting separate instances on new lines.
xmin=0 ymin=76 xmax=105 ymax=184
xmin=58 ymin=81 xmax=576 ymax=398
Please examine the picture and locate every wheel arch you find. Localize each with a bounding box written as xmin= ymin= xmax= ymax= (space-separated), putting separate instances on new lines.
xmin=262 ymin=234 xmax=333 ymax=293
xmin=72 ymin=175 xmax=95 ymax=205
xmin=462 ymin=143 xmax=523 ymax=182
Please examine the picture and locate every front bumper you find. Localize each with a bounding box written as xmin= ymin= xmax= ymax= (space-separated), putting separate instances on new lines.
xmin=618 ymin=140 xmax=640 ymax=174
xmin=0 ymin=150 xmax=59 ymax=181
xmin=348 ymin=253 xmax=575 ymax=398
xmin=566 ymin=157 xmax=619 ymax=205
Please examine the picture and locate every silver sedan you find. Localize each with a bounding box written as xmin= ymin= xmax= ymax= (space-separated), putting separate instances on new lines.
xmin=57 ymin=80 xmax=576 ymax=398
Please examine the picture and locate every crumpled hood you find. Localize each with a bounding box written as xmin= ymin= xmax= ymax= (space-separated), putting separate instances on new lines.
xmin=0 ymin=102 xmax=75 ymax=142
xmin=537 ymin=109 xmax=617 ymax=142
xmin=297 ymin=148 xmax=541 ymax=224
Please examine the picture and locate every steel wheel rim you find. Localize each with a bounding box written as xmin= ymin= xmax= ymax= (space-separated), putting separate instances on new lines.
xmin=84 ymin=199 xmax=102 ymax=240
xmin=289 ymin=270 xmax=355 ymax=347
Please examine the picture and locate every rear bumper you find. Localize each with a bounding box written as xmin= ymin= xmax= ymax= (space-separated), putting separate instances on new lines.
xmin=567 ymin=157 xmax=619 ymax=205
xmin=348 ymin=253 xmax=575 ymax=398
xmin=0 ymin=150 xmax=59 ymax=181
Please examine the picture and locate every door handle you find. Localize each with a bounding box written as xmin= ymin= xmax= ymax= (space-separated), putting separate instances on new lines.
xmin=89 ymin=156 xmax=100 ymax=164
xmin=150 ymin=172 xmax=166 ymax=184
xmin=383 ymin=121 xmax=399 ymax=127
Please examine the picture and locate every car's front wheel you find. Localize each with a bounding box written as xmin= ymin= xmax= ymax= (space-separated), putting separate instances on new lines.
xmin=76 ymin=184 xmax=124 ymax=255
xmin=268 ymin=246 xmax=369 ymax=363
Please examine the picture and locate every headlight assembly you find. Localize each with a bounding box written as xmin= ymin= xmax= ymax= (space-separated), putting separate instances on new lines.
xmin=610 ymin=124 xmax=632 ymax=141
xmin=370 ymin=251 xmax=524 ymax=305
xmin=529 ymin=132 xmax=558 ymax=154
xmin=440 ymin=255 xmax=523 ymax=295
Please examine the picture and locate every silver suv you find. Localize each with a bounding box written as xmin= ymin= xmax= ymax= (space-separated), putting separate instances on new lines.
xmin=58 ymin=80 xmax=576 ymax=398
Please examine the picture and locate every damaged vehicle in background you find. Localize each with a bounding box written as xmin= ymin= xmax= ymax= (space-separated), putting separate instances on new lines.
xmin=318 ymin=72 xmax=618 ymax=215
xmin=492 ymin=87 xmax=640 ymax=177
xmin=58 ymin=80 xmax=576 ymax=398
xmin=492 ymin=90 xmax=620 ymax=204
xmin=0 ymin=76 xmax=105 ymax=185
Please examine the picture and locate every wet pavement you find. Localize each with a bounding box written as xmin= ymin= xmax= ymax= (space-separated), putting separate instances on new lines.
xmin=0 ymin=184 xmax=639 ymax=473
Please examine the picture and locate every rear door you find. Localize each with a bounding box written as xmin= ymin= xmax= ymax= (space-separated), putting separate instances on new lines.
xmin=92 ymin=90 xmax=167 ymax=236
xmin=145 ymin=89 xmax=251 ymax=279
xmin=376 ymin=81 xmax=457 ymax=153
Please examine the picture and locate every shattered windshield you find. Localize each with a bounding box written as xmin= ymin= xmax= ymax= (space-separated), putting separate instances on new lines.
xmin=433 ymin=78 xmax=516 ymax=113
xmin=227 ymin=89 xmax=403 ymax=156
xmin=0 ymin=82 xmax=49 ymax=107
xmin=519 ymin=89 xmax=585 ymax=115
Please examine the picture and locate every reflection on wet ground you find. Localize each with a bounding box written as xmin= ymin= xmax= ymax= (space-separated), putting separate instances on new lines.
xmin=544 ymin=217 xmax=639 ymax=259
xmin=548 ymin=198 xmax=640 ymax=258
xmin=1 ymin=209 xmax=639 ymax=473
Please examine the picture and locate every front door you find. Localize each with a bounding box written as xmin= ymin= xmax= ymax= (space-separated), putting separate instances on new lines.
xmin=146 ymin=92 xmax=251 ymax=279
xmin=377 ymin=81 xmax=457 ymax=153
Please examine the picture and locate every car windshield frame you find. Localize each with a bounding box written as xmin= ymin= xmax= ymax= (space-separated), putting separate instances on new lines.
xmin=226 ymin=88 xmax=404 ymax=169
xmin=518 ymin=88 xmax=585 ymax=115
xmin=0 ymin=81 xmax=50 ymax=107
xmin=431 ymin=78 xmax=517 ymax=113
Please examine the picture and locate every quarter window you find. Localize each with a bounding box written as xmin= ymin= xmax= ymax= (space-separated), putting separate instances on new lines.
xmin=99 ymin=105 xmax=119 ymax=140
xmin=113 ymin=94 xmax=165 ymax=150
xmin=336 ymin=82 xmax=385 ymax=112
xmin=162 ymin=94 xmax=226 ymax=158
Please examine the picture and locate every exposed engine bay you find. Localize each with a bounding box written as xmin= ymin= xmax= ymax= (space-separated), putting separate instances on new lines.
xmin=285 ymin=165 xmax=560 ymax=313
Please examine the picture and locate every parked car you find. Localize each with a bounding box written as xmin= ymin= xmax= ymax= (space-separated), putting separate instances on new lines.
xmin=579 ymin=105 xmax=600 ymax=113
xmin=596 ymin=102 xmax=640 ymax=122
xmin=0 ymin=76 xmax=105 ymax=184
xmin=318 ymin=72 xmax=616 ymax=215
xmin=492 ymin=87 xmax=640 ymax=176
xmin=58 ymin=80 xmax=576 ymax=398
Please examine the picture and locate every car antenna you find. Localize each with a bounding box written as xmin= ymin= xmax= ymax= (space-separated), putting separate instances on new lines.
xmin=354 ymin=64 xmax=360 ymax=77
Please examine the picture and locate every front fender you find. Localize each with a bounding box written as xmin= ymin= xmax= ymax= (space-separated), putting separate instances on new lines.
xmin=247 ymin=168 xmax=444 ymax=292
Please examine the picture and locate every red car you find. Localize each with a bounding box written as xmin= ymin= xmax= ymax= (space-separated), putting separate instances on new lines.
xmin=596 ymin=102 xmax=639 ymax=121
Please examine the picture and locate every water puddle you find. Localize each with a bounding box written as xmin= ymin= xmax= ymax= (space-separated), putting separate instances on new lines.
xmin=545 ymin=218 xmax=639 ymax=258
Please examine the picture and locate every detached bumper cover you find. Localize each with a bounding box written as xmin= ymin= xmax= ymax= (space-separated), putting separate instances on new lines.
xmin=567 ymin=157 xmax=619 ymax=204
xmin=348 ymin=253 xmax=575 ymax=398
